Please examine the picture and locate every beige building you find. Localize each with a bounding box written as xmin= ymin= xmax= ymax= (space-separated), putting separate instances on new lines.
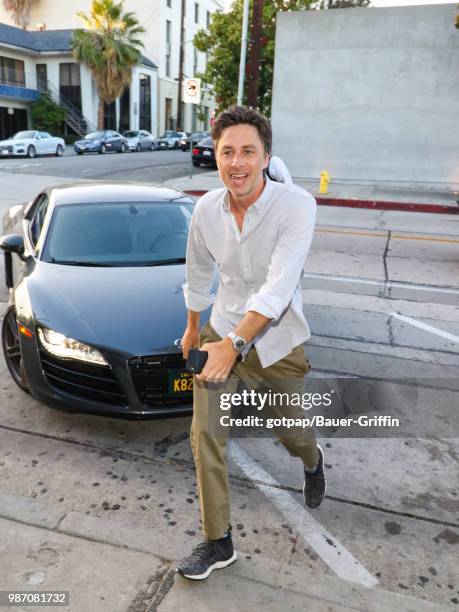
xmin=0 ymin=0 xmax=221 ymax=135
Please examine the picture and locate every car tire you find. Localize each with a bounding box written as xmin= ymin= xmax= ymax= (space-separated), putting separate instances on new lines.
xmin=55 ymin=144 xmax=64 ymax=157
xmin=192 ymin=161 xmax=200 ymax=167
xmin=76 ymin=151 xmax=83 ymax=155
xmin=2 ymin=307 xmax=30 ymax=393
xmin=27 ymin=146 xmax=36 ymax=159
xmin=99 ymin=144 xmax=106 ymax=154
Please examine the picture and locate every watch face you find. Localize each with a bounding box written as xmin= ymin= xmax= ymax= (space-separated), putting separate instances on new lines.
xmin=235 ymin=337 xmax=245 ymax=351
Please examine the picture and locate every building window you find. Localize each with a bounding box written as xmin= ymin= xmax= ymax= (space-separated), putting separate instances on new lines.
xmin=165 ymin=97 xmax=173 ymax=130
xmin=59 ymin=63 xmax=81 ymax=111
xmin=36 ymin=64 xmax=47 ymax=91
xmin=206 ymin=10 xmax=210 ymax=28
xmin=194 ymin=2 xmax=199 ymax=24
xmin=0 ymin=56 xmax=25 ymax=87
xmin=166 ymin=20 xmax=172 ymax=77
xmin=193 ymin=48 xmax=198 ymax=76
xmin=139 ymin=74 xmax=151 ymax=132
xmin=119 ymin=86 xmax=130 ymax=133
xmin=103 ymin=101 xmax=116 ymax=129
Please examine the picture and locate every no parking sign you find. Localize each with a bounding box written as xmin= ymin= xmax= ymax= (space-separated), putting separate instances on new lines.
xmin=183 ymin=78 xmax=201 ymax=104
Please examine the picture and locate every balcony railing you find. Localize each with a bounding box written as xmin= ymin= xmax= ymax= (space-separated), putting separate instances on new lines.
xmin=0 ymin=69 xmax=37 ymax=90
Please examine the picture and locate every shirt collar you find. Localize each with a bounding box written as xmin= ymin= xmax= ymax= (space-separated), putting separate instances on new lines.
xmin=221 ymin=176 xmax=273 ymax=213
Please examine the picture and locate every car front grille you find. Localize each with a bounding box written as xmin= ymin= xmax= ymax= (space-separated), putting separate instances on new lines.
xmin=39 ymin=350 xmax=127 ymax=406
xmin=0 ymin=145 xmax=13 ymax=153
xmin=130 ymin=353 xmax=192 ymax=408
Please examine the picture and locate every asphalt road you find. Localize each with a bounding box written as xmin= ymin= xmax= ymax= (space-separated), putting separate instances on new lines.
xmin=0 ymin=164 xmax=457 ymax=610
xmin=0 ymin=146 xmax=213 ymax=182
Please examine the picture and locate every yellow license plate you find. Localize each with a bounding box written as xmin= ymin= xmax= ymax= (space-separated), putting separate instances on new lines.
xmin=168 ymin=370 xmax=193 ymax=395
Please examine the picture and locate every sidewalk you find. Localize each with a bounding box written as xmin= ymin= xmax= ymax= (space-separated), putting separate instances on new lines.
xmin=0 ymin=493 xmax=449 ymax=612
xmin=163 ymin=170 xmax=459 ymax=214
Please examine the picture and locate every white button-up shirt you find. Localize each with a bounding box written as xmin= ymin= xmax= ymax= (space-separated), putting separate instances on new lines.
xmin=183 ymin=177 xmax=317 ymax=368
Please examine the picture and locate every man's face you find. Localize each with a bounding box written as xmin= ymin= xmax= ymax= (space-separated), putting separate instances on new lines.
xmin=215 ymin=124 xmax=269 ymax=202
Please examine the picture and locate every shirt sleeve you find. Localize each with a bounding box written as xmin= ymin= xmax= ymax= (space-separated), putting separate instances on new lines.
xmin=182 ymin=205 xmax=216 ymax=311
xmin=245 ymin=194 xmax=317 ymax=320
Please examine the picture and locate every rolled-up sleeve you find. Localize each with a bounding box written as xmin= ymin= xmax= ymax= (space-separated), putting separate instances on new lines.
xmin=183 ymin=206 xmax=216 ymax=311
xmin=245 ymin=194 xmax=317 ymax=320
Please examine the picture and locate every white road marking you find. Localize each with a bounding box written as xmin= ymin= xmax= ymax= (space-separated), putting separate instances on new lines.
xmin=304 ymin=272 xmax=459 ymax=296
xmin=390 ymin=312 xmax=459 ymax=344
xmin=230 ymin=442 xmax=379 ymax=588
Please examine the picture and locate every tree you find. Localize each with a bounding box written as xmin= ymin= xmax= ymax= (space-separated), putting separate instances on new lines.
xmin=71 ymin=0 xmax=145 ymax=130
xmin=194 ymin=0 xmax=370 ymax=115
xmin=31 ymin=92 xmax=66 ymax=134
xmin=2 ymin=0 xmax=36 ymax=29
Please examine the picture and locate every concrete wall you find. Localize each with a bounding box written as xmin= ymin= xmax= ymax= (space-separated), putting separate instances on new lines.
xmin=271 ymin=4 xmax=459 ymax=188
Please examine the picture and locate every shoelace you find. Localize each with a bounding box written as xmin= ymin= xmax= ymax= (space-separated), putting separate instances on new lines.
xmin=189 ymin=541 xmax=218 ymax=560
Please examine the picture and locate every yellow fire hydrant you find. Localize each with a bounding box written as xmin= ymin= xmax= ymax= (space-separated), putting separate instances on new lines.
xmin=319 ymin=170 xmax=330 ymax=194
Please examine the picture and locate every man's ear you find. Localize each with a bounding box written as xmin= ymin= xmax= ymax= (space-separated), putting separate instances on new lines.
xmin=263 ymin=152 xmax=270 ymax=170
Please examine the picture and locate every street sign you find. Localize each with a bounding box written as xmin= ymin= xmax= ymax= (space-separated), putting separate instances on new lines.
xmin=183 ymin=77 xmax=201 ymax=104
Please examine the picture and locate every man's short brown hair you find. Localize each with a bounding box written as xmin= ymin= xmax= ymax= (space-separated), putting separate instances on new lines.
xmin=212 ymin=106 xmax=272 ymax=155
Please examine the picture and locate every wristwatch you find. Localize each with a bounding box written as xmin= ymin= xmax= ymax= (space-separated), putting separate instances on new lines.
xmin=227 ymin=332 xmax=247 ymax=353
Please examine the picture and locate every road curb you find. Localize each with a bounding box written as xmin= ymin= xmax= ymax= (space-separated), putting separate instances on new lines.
xmin=184 ymin=190 xmax=459 ymax=214
xmin=0 ymin=492 xmax=450 ymax=611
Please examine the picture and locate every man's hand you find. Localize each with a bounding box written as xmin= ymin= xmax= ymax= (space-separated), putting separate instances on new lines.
xmin=196 ymin=338 xmax=238 ymax=382
xmin=181 ymin=326 xmax=200 ymax=360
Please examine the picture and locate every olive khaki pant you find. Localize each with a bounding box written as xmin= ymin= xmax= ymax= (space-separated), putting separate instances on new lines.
xmin=190 ymin=322 xmax=319 ymax=540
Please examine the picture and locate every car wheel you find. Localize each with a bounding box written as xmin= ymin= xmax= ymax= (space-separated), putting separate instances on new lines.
xmin=2 ymin=307 xmax=30 ymax=393
xmin=192 ymin=161 xmax=200 ymax=167
xmin=27 ymin=145 xmax=36 ymax=159
xmin=99 ymin=144 xmax=106 ymax=154
xmin=76 ymin=151 xmax=83 ymax=155
xmin=55 ymin=144 xmax=64 ymax=157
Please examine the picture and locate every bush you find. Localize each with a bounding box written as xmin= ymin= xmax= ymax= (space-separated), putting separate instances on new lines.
xmin=31 ymin=93 xmax=66 ymax=134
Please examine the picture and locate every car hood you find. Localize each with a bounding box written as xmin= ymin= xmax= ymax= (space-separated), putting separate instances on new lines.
xmin=0 ymin=139 xmax=28 ymax=146
xmin=25 ymin=262 xmax=207 ymax=357
xmin=76 ymin=138 xmax=99 ymax=144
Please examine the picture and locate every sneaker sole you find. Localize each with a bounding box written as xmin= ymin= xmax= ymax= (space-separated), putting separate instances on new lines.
xmin=177 ymin=551 xmax=238 ymax=580
xmin=303 ymin=444 xmax=327 ymax=508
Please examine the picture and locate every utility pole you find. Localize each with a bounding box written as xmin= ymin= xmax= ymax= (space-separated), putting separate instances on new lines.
xmin=246 ymin=0 xmax=264 ymax=108
xmin=176 ymin=0 xmax=186 ymax=131
xmin=237 ymin=0 xmax=250 ymax=106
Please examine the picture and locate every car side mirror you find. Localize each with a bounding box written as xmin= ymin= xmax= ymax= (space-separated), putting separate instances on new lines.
xmin=0 ymin=234 xmax=25 ymax=256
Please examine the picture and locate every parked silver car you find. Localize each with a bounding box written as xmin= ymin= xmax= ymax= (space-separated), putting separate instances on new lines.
xmin=0 ymin=130 xmax=65 ymax=158
xmin=157 ymin=131 xmax=187 ymax=150
xmin=123 ymin=130 xmax=158 ymax=152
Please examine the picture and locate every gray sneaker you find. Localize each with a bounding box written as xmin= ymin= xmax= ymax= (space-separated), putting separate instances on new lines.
xmin=176 ymin=529 xmax=237 ymax=580
xmin=303 ymin=444 xmax=327 ymax=508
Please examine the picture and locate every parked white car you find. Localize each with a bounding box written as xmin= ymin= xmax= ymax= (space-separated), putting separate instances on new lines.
xmin=0 ymin=130 xmax=65 ymax=158
xmin=123 ymin=130 xmax=158 ymax=152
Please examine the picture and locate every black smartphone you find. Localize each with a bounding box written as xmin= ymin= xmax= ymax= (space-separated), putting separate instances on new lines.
xmin=186 ymin=349 xmax=208 ymax=374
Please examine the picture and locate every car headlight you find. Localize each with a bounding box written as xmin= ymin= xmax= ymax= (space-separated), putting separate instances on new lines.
xmin=38 ymin=327 xmax=108 ymax=366
xmin=92 ymin=140 xmax=100 ymax=145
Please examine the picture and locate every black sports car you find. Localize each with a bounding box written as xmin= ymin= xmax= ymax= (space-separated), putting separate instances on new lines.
xmin=0 ymin=183 xmax=203 ymax=419
xmin=192 ymin=137 xmax=216 ymax=168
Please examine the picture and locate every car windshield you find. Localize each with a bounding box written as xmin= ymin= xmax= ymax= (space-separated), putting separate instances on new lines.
xmin=85 ymin=132 xmax=105 ymax=139
xmin=199 ymin=137 xmax=213 ymax=146
xmin=193 ymin=132 xmax=207 ymax=139
xmin=161 ymin=131 xmax=174 ymax=137
xmin=42 ymin=201 xmax=194 ymax=266
xmin=124 ymin=131 xmax=139 ymax=138
xmin=13 ymin=131 xmax=36 ymax=140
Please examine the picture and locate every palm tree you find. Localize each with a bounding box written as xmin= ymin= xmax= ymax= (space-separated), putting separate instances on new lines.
xmin=2 ymin=0 xmax=36 ymax=29
xmin=71 ymin=0 xmax=145 ymax=130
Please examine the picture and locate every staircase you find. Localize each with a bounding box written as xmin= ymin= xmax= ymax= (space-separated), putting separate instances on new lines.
xmin=42 ymin=80 xmax=97 ymax=138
